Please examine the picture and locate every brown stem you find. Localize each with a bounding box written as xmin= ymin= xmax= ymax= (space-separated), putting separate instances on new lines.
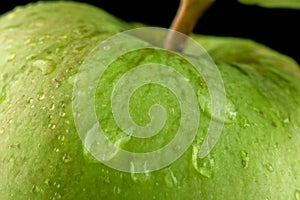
xmin=164 ymin=0 xmax=215 ymax=51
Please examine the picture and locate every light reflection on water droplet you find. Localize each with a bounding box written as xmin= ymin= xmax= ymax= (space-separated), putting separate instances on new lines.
xmin=240 ymin=150 xmax=249 ymax=168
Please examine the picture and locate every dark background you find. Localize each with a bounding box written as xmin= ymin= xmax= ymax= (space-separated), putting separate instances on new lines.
xmin=1 ymin=0 xmax=299 ymax=64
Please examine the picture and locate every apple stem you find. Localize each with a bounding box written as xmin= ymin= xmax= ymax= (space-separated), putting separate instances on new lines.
xmin=164 ymin=0 xmax=215 ymax=51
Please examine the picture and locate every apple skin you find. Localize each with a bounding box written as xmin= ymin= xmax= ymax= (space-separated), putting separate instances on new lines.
xmin=0 ymin=2 xmax=300 ymax=200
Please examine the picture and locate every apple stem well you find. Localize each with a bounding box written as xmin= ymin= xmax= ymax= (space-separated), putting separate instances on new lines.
xmin=164 ymin=0 xmax=215 ymax=51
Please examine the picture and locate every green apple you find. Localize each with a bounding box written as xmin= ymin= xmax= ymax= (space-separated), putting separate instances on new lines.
xmin=0 ymin=1 xmax=300 ymax=200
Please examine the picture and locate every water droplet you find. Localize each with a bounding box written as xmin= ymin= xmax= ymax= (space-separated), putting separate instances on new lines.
xmin=192 ymin=145 xmax=215 ymax=178
xmin=68 ymin=74 xmax=77 ymax=86
xmin=54 ymin=192 xmax=62 ymax=199
xmin=48 ymin=123 xmax=56 ymax=130
xmin=197 ymin=90 xmax=236 ymax=123
xmin=265 ymin=163 xmax=274 ymax=172
xmin=59 ymin=111 xmax=66 ymax=117
xmin=184 ymin=77 xmax=190 ymax=82
xmin=0 ymin=87 xmax=6 ymax=104
xmin=113 ymin=186 xmax=121 ymax=194
xmin=32 ymin=59 xmax=56 ymax=75
xmin=24 ymin=37 xmax=33 ymax=45
xmin=283 ymin=118 xmax=289 ymax=124
xmin=164 ymin=168 xmax=178 ymax=187
xmin=30 ymin=184 xmax=42 ymax=193
xmin=7 ymin=52 xmax=16 ymax=61
xmin=49 ymin=103 xmax=55 ymax=111
xmin=52 ymin=78 xmax=62 ymax=89
xmin=130 ymin=162 xmax=150 ymax=183
xmin=54 ymin=148 xmax=60 ymax=153
xmin=44 ymin=178 xmax=51 ymax=186
xmin=62 ymin=153 xmax=73 ymax=163
xmin=240 ymin=150 xmax=249 ymax=168
xmin=0 ymin=127 xmax=5 ymax=135
xmin=26 ymin=54 xmax=38 ymax=60
xmin=295 ymin=189 xmax=300 ymax=200
xmin=27 ymin=98 xmax=34 ymax=104
xmin=37 ymin=93 xmax=45 ymax=101
xmin=244 ymin=123 xmax=251 ymax=128
xmin=103 ymin=45 xmax=111 ymax=51
xmin=58 ymin=135 xmax=65 ymax=141
xmin=53 ymin=182 xmax=61 ymax=189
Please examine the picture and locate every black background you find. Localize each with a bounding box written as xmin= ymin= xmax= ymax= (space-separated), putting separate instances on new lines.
xmin=1 ymin=0 xmax=299 ymax=64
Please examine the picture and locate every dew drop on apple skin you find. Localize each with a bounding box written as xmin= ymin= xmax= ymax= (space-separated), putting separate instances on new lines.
xmin=48 ymin=123 xmax=56 ymax=130
xmin=197 ymin=90 xmax=237 ymax=123
xmin=0 ymin=87 xmax=6 ymax=104
xmin=295 ymin=189 xmax=300 ymax=200
xmin=0 ymin=127 xmax=5 ymax=135
xmin=32 ymin=59 xmax=56 ymax=75
xmin=7 ymin=52 xmax=16 ymax=62
xmin=164 ymin=168 xmax=178 ymax=187
xmin=49 ymin=103 xmax=56 ymax=111
xmin=130 ymin=162 xmax=151 ymax=183
xmin=192 ymin=144 xmax=215 ymax=178
xmin=53 ymin=192 xmax=62 ymax=199
xmin=265 ymin=163 xmax=274 ymax=172
xmin=62 ymin=153 xmax=73 ymax=163
xmin=240 ymin=150 xmax=249 ymax=169
xmin=30 ymin=184 xmax=44 ymax=194
xmin=113 ymin=186 xmax=121 ymax=195
xmin=103 ymin=45 xmax=111 ymax=51
xmin=37 ymin=92 xmax=45 ymax=101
